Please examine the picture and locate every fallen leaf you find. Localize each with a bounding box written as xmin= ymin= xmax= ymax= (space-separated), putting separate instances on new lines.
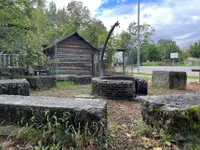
xmin=153 ymin=147 xmax=162 ymax=150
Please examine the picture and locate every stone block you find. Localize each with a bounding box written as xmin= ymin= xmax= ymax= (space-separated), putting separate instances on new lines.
xmin=0 ymin=79 xmax=29 ymax=96
xmin=0 ymin=95 xmax=107 ymax=135
xmin=135 ymin=78 xmax=148 ymax=96
xmin=152 ymin=71 xmax=187 ymax=90
xmin=26 ymin=76 xmax=56 ymax=89
xmin=139 ymin=93 xmax=200 ymax=141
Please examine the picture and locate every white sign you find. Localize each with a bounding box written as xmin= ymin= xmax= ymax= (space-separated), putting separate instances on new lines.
xmin=170 ymin=52 xmax=179 ymax=59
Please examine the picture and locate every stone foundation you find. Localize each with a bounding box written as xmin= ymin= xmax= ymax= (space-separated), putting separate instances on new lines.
xmin=26 ymin=76 xmax=56 ymax=89
xmin=0 ymin=95 xmax=107 ymax=135
xmin=0 ymin=79 xmax=29 ymax=96
xmin=140 ymin=93 xmax=200 ymax=141
xmin=152 ymin=71 xmax=187 ymax=90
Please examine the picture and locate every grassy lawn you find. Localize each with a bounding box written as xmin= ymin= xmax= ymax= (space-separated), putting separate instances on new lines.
xmin=1 ymin=81 xmax=200 ymax=149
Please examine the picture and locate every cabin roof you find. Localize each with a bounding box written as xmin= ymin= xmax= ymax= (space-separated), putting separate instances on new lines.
xmin=43 ymin=32 xmax=98 ymax=56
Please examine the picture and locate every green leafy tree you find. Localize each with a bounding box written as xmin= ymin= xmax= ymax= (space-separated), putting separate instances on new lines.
xmin=147 ymin=44 xmax=160 ymax=62
xmin=119 ymin=21 xmax=155 ymax=65
xmin=66 ymin=1 xmax=90 ymax=32
xmin=157 ymin=39 xmax=180 ymax=61
xmin=190 ymin=40 xmax=200 ymax=58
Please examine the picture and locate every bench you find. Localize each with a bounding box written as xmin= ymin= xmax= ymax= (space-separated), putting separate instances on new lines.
xmin=191 ymin=69 xmax=200 ymax=82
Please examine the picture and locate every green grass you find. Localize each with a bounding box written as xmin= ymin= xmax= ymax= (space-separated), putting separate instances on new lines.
xmin=56 ymin=81 xmax=77 ymax=88
xmin=133 ymin=72 xmax=152 ymax=76
xmin=142 ymin=62 xmax=161 ymax=66
xmin=188 ymin=76 xmax=200 ymax=79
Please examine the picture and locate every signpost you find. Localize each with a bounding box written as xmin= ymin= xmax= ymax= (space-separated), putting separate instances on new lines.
xmin=170 ymin=52 xmax=179 ymax=59
xmin=170 ymin=52 xmax=179 ymax=66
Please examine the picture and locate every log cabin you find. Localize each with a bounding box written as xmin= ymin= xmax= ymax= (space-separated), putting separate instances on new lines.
xmin=43 ymin=32 xmax=99 ymax=76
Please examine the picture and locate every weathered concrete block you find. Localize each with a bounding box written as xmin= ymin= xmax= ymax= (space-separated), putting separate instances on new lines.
xmin=139 ymin=93 xmax=200 ymax=141
xmin=56 ymin=75 xmax=91 ymax=84
xmin=0 ymin=95 xmax=107 ymax=135
xmin=0 ymin=79 xmax=29 ymax=96
xmin=135 ymin=78 xmax=148 ymax=96
xmin=26 ymin=76 xmax=56 ymax=89
xmin=152 ymin=71 xmax=187 ymax=90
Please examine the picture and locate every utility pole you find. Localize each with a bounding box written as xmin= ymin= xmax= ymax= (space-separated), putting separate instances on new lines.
xmin=137 ymin=0 xmax=140 ymax=72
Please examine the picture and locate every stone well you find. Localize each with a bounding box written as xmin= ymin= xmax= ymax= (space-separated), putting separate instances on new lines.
xmin=92 ymin=76 xmax=148 ymax=100
xmin=140 ymin=93 xmax=200 ymax=141
xmin=152 ymin=71 xmax=187 ymax=90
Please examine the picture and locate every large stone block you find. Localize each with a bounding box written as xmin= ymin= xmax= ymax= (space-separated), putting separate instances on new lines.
xmin=0 ymin=95 xmax=107 ymax=135
xmin=0 ymin=79 xmax=29 ymax=96
xmin=26 ymin=76 xmax=56 ymax=89
xmin=152 ymin=71 xmax=187 ymax=90
xmin=92 ymin=76 xmax=136 ymax=100
xmin=56 ymin=75 xmax=91 ymax=84
xmin=139 ymin=93 xmax=200 ymax=141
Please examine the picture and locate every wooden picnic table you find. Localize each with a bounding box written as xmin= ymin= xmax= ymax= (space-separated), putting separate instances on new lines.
xmin=191 ymin=69 xmax=200 ymax=82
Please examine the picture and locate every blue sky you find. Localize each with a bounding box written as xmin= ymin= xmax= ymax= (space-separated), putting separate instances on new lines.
xmin=48 ymin=0 xmax=200 ymax=47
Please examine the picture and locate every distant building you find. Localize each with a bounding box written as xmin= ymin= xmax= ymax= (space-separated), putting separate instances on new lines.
xmin=43 ymin=32 xmax=99 ymax=76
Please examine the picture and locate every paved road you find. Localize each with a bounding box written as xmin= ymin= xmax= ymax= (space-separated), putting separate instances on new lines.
xmin=116 ymin=66 xmax=200 ymax=76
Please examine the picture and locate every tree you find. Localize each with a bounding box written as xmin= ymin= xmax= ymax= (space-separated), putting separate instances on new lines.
xmin=190 ymin=40 xmax=200 ymax=58
xmin=119 ymin=21 xmax=155 ymax=65
xmin=81 ymin=19 xmax=107 ymax=48
xmin=147 ymin=44 xmax=160 ymax=62
xmin=157 ymin=39 xmax=180 ymax=61
xmin=66 ymin=1 xmax=90 ymax=32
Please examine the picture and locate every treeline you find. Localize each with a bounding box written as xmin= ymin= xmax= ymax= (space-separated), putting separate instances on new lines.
xmin=0 ymin=0 xmax=108 ymax=66
xmin=0 ymin=0 xmax=199 ymax=67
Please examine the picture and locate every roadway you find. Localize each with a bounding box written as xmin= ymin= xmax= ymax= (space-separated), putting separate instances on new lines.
xmin=116 ymin=66 xmax=200 ymax=76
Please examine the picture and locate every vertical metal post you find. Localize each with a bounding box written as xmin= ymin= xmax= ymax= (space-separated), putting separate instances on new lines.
xmin=0 ymin=54 xmax=2 ymax=67
xmin=199 ymin=72 xmax=200 ymax=83
xmin=137 ymin=0 xmax=140 ymax=72
xmin=55 ymin=43 xmax=58 ymax=75
xmin=8 ymin=55 xmax=10 ymax=67
xmin=123 ymin=51 xmax=125 ymax=75
xmin=16 ymin=55 xmax=19 ymax=68
xmin=3 ymin=54 xmax=6 ymax=67
xmin=98 ymin=50 xmax=101 ymax=76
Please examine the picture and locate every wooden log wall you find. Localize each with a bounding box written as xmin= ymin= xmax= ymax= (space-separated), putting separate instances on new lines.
xmin=56 ymin=35 xmax=94 ymax=75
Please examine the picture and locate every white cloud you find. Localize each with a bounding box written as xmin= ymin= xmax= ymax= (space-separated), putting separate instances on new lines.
xmin=96 ymin=0 xmax=200 ymax=47
xmin=48 ymin=0 xmax=200 ymax=47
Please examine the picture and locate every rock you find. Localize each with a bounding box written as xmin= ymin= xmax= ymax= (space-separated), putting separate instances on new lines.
xmin=152 ymin=71 xmax=187 ymax=90
xmin=0 ymin=95 xmax=107 ymax=136
xmin=0 ymin=79 xmax=29 ymax=96
xmin=56 ymin=75 xmax=91 ymax=84
xmin=26 ymin=76 xmax=56 ymax=89
xmin=140 ymin=93 xmax=200 ymax=141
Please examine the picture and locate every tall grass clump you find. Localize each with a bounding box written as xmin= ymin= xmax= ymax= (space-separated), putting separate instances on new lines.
xmin=8 ymin=110 xmax=103 ymax=149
